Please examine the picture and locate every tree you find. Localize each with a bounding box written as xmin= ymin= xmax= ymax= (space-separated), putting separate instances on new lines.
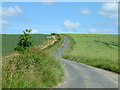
xmin=14 ymin=29 xmax=33 ymax=53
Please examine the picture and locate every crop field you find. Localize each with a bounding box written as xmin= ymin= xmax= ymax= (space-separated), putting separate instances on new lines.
xmin=2 ymin=34 xmax=51 ymax=56
xmin=62 ymin=34 xmax=119 ymax=73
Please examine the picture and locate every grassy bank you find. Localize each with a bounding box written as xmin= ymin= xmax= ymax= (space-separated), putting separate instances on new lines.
xmin=62 ymin=34 xmax=119 ymax=73
xmin=45 ymin=34 xmax=65 ymax=53
xmin=2 ymin=35 xmax=64 ymax=88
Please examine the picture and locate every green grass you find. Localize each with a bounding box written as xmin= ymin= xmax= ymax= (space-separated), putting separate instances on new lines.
xmin=62 ymin=34 xmax=119 ymax=73
xmin=2 ymin=34 xmax=64 ymax=88
xmin=2 ymin=34 xmax=51 ymax=56
xmin=2 ymin=49 xmax=63 ymax=88
xmin=45 ymin=35 xmax=65 ymax=53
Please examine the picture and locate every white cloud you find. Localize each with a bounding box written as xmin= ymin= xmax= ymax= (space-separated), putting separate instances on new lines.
xmin=78 ymin=7 xmax=91 ymax=15
xmin=0 ymin=20 xmax=10 ymax=30
xmin=0 ymin=5 xmax=23 ymax=18
xmin=31 ymin=29 xmax=39 ymax=34
xmin=63 ymin=20 xmax=81 ymax=31
xmin=42 ymin=0 xmax=54 ymax=5
xmin=99 ymin=3 xmax=118 ymax=19
xmin=88 ymin=28 xmax=117 ymax=34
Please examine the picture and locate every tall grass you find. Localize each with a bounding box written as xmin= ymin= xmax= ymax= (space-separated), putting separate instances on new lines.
xmin=2 ymin=35 xmax=64 ymax=88
xmin=2 ymin=49 xmax=63 ymax=88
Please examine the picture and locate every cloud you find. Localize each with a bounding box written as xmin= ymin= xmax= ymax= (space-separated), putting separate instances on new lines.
xmin=88 ymin=28 xmax=117 ymax=34
xmin=99 ymin=3 xmax=118 ymax=19
xmin=63 ymin=20 xmax=81 ymax=31
xmin=0 ymin=20 xmax=10 ymax=30
xmin=31 ymin=29 xmax=39 ymax=34
xmin=0 ymin=5 xmax=23 ymax=18
xmin=78 ymin=7 xmax=91 ymax=15
xmin=42 ymin=0 xmax=54 ymax=5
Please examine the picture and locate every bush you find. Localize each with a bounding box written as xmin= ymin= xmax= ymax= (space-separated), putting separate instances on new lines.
xmin=51 ymin=33 xmax=56 ymax=35
xmin=14 ymin=29 xmax=33 ymax=53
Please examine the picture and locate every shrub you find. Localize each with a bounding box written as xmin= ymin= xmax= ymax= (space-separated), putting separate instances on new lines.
xmin=51 ymin=33 xmax=56 ymax=35
xmin=14 ymin=29 xmax=33 ymax=53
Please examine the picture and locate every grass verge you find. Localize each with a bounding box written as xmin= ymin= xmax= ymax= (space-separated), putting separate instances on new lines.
xmin=62 ymin=34 xmax=119 ymax=74
xmin=45 ymin=35 xmax=65 ymax=53
xmin=2 ymin=35 xmax=64 ymax=88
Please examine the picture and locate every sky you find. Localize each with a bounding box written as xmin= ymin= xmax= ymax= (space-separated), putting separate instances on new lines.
xmin=0 ymin=2 xmax=118 ymax=34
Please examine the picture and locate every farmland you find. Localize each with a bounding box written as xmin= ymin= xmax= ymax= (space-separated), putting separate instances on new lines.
xmin=2 ymin=34 xmax=51 ymax=56
xmin=62 ymin=34 xmax=119 ymax=73
xmin=2 ymin=34 xmax=64 ymax=88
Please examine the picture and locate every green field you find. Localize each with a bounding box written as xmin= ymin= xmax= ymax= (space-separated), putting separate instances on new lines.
xmin=62 ymin=34 xmax=119 ymax=73
xmin=2 ymin=34 xmax=51 ymax=56
xmin=2 ymin=34 xmax=64 ymax=88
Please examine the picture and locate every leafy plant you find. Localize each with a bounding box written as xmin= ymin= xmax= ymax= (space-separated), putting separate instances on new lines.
xmin=14 ymin=29 xmax=33 ymax=53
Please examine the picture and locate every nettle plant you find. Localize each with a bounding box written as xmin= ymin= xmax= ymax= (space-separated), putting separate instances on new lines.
xmin=14 ymin=29 xmax=33 ymax=53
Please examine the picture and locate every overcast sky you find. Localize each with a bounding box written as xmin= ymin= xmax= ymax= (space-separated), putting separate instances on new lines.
xmin=0 ymin=2 xmax=118 ymax=34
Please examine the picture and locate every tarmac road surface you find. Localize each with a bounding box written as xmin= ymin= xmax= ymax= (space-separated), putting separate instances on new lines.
xmin=55 ymin=35 xmax=118 ymax=88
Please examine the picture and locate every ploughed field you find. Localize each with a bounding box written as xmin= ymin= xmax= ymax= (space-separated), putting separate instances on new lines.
xmin=62 ymin=34 xmax=119 ymax=73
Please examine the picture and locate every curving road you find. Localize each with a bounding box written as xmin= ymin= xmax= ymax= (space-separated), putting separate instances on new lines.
xmin=55 ymin=35 xmax=118 ymax=88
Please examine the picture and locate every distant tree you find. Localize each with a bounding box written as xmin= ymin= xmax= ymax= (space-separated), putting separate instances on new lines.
xmin=51 ymin=33 xmax=61 ymax=41
xmin=51 ymin=33 xmax=56 ymax=35
xmin=14 ymin=29 xmax=33 ymax=53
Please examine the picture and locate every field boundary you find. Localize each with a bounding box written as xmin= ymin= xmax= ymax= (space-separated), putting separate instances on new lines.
xmin=2 ymin=35 xmax=57 ymax=59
